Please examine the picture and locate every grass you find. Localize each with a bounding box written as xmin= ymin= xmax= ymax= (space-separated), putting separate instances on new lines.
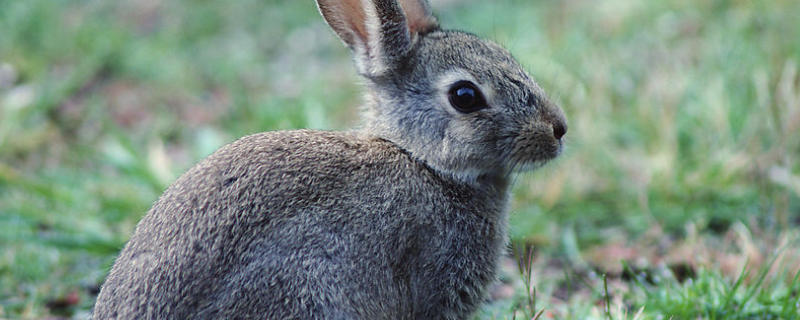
xmin=1 ymin=0 xmax=799 ymax=318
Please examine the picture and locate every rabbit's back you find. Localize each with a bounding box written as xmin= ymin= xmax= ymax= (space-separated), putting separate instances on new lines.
xmin=93 ymin=130 xmax=510 ymax=319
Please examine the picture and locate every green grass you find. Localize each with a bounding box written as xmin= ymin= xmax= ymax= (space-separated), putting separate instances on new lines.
xmin=1 ymin=0 xmax=799 ymax=318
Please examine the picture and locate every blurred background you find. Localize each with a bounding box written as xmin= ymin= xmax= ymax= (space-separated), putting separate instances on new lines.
xmin=1 ymin=0 xmax=798 ymax=318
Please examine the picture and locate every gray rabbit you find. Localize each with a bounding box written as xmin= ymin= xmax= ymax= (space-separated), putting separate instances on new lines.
xmin=92 ymin=0 xmax=567 ymax=319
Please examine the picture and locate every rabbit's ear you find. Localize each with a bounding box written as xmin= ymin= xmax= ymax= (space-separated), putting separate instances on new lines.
xmin=316 ymin=0 xmax=438 ymax=76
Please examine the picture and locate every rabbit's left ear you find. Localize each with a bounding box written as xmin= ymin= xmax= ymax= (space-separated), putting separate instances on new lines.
xmin=316 ymin=0 xmax=438 ymax=76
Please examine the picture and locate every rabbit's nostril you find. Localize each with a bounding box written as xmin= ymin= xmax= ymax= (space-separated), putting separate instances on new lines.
xmin=552 ymin=122 xmax=567 ymax=141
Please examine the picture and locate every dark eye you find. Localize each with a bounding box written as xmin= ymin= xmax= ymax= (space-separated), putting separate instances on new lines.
xmin=448 ymin=81 xmax=487 ymax=113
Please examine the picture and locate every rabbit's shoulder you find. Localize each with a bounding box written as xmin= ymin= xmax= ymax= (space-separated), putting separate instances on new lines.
xmin=156 ymin=130 xmax=432 ymax=214
xmin=205 ymin=129 xmax=418 ymax=178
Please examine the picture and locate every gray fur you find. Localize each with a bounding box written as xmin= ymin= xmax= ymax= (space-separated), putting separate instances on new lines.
xmin=92 ymin=0 xmax=567 ymax=319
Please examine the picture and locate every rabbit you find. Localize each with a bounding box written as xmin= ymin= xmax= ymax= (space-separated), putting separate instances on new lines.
xmin=91 ymin=0 xmax=567 ymax=319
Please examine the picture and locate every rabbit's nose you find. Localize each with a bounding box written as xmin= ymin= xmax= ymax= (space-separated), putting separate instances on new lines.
xmin=552 ymin=121 xmax=567 ymax=141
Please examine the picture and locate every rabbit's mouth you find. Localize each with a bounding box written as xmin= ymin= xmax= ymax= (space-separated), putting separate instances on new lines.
xmin=510 ymin=154 xmax=561 ymax=173
xmin=501 ymin=123 xmax=565 ymax=172
xmin=508 ymin=150 xmax=562 ymax=173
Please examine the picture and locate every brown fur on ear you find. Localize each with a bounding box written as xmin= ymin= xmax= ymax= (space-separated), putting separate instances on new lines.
xmin=317 ymin=0 xmax=438 ymax=76
xmin=398 ymin=0 xmax=438 ymax=34
xmin=316 ymin=0 xmax=370 ymax=51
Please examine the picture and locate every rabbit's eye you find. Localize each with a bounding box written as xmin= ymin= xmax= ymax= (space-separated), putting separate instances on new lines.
xmin=448 ymin=81 xmax=487 ymax=113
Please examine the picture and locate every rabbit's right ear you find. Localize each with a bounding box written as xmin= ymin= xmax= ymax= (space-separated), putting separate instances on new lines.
xmin=316 ymin=0 xmax=438 ymax=77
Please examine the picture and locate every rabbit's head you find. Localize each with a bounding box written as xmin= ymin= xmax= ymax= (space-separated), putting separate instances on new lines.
xmin=317 ymin=0 xmax=567 ymax=182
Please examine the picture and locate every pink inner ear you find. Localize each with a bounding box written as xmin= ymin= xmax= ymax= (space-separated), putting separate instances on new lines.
xmin=340 ymin=0 xmax=369 ymax=44
xmin=398 ymin=0 xmax=438 ymax=34
xmin=318 ymin=0 xmax=370 ymax=48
